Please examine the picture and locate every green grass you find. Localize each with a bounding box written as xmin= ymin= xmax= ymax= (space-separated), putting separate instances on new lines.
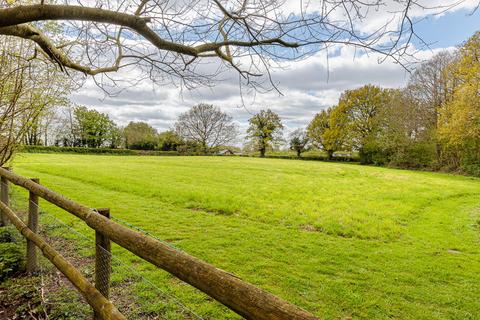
xmin=9 ymin=153 xmax=480 ymax=319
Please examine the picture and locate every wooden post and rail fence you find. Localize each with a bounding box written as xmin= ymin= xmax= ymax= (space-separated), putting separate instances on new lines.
xmin=0 ymin=166 xmax=318 ymax=320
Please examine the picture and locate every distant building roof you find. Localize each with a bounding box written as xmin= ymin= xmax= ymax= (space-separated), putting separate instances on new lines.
xmin=218 ymin=149 xmax=235 ymax=155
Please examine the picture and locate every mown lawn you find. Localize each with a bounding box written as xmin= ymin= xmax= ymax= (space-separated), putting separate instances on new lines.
xmin=9 ymin=153 xmax=480 ymax=319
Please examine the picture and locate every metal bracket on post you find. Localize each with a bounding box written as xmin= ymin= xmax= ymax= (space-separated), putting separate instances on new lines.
xmin=94 ymin=208 xmax=111 ymax=320
xmin=27 ymin=178 xmax=39 ymax=274
xmin=0 ymin=167 xmax=10 ymax=226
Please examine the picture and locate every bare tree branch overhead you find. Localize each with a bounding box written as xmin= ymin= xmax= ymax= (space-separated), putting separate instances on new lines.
xmin=0 ymin=0 xmax=478 ymax=91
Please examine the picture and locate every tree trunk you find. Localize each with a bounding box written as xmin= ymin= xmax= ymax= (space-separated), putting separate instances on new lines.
xmin=297 ymin=149 xmax=301 ymax=158
xmin=259 ymin=139 xmax=266 ymax=157
xmin=202 ymin=141 xmax=208 ymax=155
xmin=260 ymin=146 xmax=266 ymax=158
xmin=327 ymin=149 xmax=334 ymax=160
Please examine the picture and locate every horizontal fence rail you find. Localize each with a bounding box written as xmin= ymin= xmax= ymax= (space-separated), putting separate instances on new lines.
xmin=0 ymin=200 xmax=125 ymax=320
xmin=0 ymin=167 xmax=318 ymax=320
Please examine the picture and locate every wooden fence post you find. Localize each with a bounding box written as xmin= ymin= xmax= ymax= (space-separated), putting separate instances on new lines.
xmin=27 ymin=178 xmax=39 ymax=274
xmin=0 ymin=167 xmax=10 ymax=226
xmin=94 ymin=208 xmax=111 ymax=320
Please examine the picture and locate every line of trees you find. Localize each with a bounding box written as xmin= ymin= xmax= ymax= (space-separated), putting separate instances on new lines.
xmin=1 ymin=0 xmax=477 ymax=176
xmin=7 ymin=22 xmax=478 ymax=176
xmin=303 ymin=32 xmax=480 ymax=175
xmin=243 ymin=32 xmax=479 ymax=176
xmin=26 ymin=103 xmax=240 ymax=154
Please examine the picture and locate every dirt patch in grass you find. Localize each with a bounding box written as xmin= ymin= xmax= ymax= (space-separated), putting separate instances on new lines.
xmin=188 ymin=205 xmax=238 ymax=216
xmin=300 ymin=224 xmax=318 ymax=232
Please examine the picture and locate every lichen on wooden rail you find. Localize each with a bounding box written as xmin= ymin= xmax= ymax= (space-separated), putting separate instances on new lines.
xmin=0 ymin=201 xmax=125 ymax=320
xmin=0 ymin=167 xmax=318 ymax=320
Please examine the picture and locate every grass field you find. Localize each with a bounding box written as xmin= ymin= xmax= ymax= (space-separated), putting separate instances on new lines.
xmin=9 ymin=153 xmax=480 ymax=319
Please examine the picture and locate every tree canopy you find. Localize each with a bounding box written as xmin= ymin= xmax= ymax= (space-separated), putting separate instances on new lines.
xmin=246 ymin=109 xmax=283 ymax=157
xmin=307 ymin=108 xmax=346 ymax=159
xmin=124 ymin=121 xmax=158 ymax=150
xmin=438 ymin=32 xmax=480 ymax=173
xmin=289 ymin=128 xmax=309 ymax=158
xmin=73 ymin=106 xmax=118 ymax=148
xmin=0 ymin=35 xmax=72 ymax=163
xmin=175 ymin=104 xmax=238 ymax=153
xmin=302 ymin=31 xmax=480 ymax=175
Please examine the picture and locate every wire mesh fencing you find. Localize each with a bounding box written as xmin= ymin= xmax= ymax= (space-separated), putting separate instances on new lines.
xmin=6 ymin=182 xmax=205 ymax=320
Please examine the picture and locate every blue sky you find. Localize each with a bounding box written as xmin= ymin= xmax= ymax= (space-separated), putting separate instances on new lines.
xmin=414 ymin=8 xmax=480 ymax=48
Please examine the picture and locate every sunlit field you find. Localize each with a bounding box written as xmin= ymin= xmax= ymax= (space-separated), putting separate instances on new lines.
xmin=11 ymin=153 xmax=480 ymax=319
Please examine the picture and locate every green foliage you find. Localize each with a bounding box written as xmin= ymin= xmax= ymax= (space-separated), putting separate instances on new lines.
xmin=334 ymin=85 xmax=387 ymax=164
xmin=157 ymin=130 xmax=183 ymax=151
xmin=1 ymin=275 xmax=90 ymax=319
xmin=387 ymin=141 xmax=437 ymax=168
xmin=21 ymin=145 xmax=135 ymax=155
xmin=175 ymin=140 xmax=208 ymax=155
xmin=308 ymin=85 xmax=389 ymax=165
xmin=0 ymin=225 xmax=21 ymax=243
xmin=263 ymin=153 xmax=356 ymax=162
xmin=0 ymin=226 xmax=24 ymax=281
xmin=246 ymin=109 xmax=284 ymax=157
xmin=307 ymin=107 xmax=346 ymax=159
xmin=0 ymin=277 xmax=45 ymax=319
xmin=308 ymin=32 xmax=480 ymax=175
xmin=438 ymin=32 xmax=480 ymax=175
xmin=358 ymin=139 xmax=385 ymax=165
xmin=12 ymin=154 xmax=480 ymax=319
xmin=0 ymin=36 xmax=73 ymax=164
xmin=19 ymin=145 xmax=179 ymax=156
xmin=288 ymin=129 xmax=309 ymax=157
xmin=72 ymin=106 xmax=119 ymax=148
xmin=46 ymin=287 xmax=90 ymax=319
xmin=124 ymin=121 xmax=158 ymax=150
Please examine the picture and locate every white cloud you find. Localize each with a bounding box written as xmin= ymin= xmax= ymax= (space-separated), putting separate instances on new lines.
xmin=71 ymin=43 xmax=450 ymax=142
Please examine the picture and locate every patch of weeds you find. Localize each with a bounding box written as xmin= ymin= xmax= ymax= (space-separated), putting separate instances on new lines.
xmin=0 ymin=276 xmax=46 ymax=319
xmin=0 ymin=222 xmax=92 ymax=319
xmin=0 ymin=274 xmax=90 ymax=320
xmin=45 ymin=287 xmax=90 ymax=320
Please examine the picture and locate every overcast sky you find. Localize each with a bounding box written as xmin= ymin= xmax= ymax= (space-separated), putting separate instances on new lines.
xmin=72 ymin=3 xmax=480 ymax=139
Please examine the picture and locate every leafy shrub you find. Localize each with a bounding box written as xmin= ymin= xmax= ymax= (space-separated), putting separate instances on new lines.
xmin=127 ymin=141 xmax=157 ymax=150
xmin=20 ymin=145 xmax=136 ymax=155
xmin=0 ymin=226 xmax=25 ymax=281
xmin=19 ymin=145 xmax=179 ymax=156
xmin=359 ymin=145 xmax=388 ymax=165
xmin=247 ymin=153 xmax=358 ymax=162
xmin=461 ymin=160 xmax=480 ymax=177
xmin=390 ymin=142 xmax=437 ymax=169
xmin=0 ymin=225 xmax=21 ymax=243
xmin=0 ymin=243 xmax=25 ymax=280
